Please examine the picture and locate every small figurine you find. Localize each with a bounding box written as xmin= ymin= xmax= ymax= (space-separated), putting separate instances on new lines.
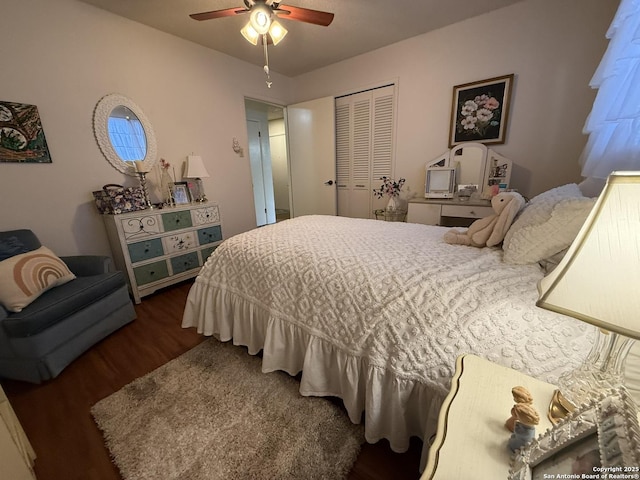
xmin=505 ymin=386 xmax=534 ymax=431
xmin=508 ymin=403 xmax=540 ymax=453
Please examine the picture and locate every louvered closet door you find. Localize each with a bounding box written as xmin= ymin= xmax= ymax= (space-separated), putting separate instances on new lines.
xmin=336 ymin=85 xmax=395 ymax=219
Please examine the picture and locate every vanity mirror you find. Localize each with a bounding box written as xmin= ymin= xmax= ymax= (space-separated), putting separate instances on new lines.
xmin=424 ymin=142 xmax=513 ymax=198
xmin=450 ymin=142 xmax=487 ymax=190
xmin=93 ymin=93 xmax=157 ymax=175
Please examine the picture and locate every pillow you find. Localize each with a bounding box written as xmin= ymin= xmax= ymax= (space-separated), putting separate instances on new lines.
xmin=529 ymin=183 xmax=583 ymax=204
xmin=0 ymin=246 xmax=76 ymax=312
xmin=506 ymin=183 xmax=584 ymax=227
xmin=0 ymin=236 xmax=30 ymax=261
xmin=503 ymin=184 xmax=596 ymax=265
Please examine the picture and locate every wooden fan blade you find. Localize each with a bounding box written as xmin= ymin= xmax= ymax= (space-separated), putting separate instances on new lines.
xmin=275 ymin=5 xmax=334 ymax=26
xmin=190 ymin=7 xmax=248 ymax=21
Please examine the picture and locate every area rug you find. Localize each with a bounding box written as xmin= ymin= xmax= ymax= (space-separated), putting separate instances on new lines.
xmin=91 ymin=339 xmax=364 ymax=480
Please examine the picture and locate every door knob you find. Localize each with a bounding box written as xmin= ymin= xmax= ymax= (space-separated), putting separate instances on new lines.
xmin=324 ymin=180 xmax=334 ymax=186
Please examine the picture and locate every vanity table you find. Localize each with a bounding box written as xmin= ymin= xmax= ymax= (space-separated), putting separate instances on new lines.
xmin=413 ymin=142 xmax=513 ymax=227
xmin=407 ymin=197 xmax=493 ymax=226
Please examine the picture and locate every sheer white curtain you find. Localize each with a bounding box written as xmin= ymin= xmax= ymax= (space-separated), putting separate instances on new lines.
xmin=580 ymin=0 xmax=640 ymax=179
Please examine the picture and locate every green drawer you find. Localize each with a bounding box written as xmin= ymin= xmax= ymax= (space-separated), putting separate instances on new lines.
xmin=170 ymin=252 xmax=200 ymax=275
xmin=162 ymin=210 xmax=193 ymax=232
xmin=197 ymin=225 xmax=222 ymax=245
xmin=128 ymin=238 xmax=164 ymax=263
xmin=133 ymin=260 xmax=169 ymax=286
xmin=200 ymin=245 xmax=219 ymax=262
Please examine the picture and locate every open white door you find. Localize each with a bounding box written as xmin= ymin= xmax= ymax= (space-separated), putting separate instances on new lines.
xmin=286 ymin=97 xmax=336 ymax=217
xmin=246 ymin=118 xmax=276 ymax=226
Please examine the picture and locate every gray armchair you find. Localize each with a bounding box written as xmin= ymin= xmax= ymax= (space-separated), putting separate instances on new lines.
xmin=0 ymin=229 xmax=136 ymax=383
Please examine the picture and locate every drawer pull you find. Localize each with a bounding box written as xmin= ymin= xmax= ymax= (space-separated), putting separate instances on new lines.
xmin=470 ymin=210 xmax=476 ymax=215
xmin=149 ymin=271 xmax=155 ymax=276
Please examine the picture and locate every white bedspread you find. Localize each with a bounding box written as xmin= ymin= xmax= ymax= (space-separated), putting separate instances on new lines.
xmin=182 ymin=215 xmax=593 ymax=459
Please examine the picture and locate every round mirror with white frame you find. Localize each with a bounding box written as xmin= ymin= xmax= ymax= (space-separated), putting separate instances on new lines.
xmin=93 ymin=93 xmax=158 ymax=175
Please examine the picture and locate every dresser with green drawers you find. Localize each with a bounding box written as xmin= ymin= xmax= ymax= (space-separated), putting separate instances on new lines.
xmin=102 ymin=203 xmax=223 ymax=303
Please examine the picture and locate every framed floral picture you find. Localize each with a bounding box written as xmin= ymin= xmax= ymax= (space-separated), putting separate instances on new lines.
xmin=448 ymin=74 xmax=514 ymax=147
xmin=509 ymin=386 xmax=640 ymax=480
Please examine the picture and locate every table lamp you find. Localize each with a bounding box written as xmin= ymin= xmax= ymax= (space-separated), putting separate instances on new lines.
xmin=183 ymin=155 xmax=210 ymax=202
xmin=537 ymin=171 xmax=640 ymax=422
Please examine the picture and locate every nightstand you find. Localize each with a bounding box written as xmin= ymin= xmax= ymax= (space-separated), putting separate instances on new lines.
xmin=421 ymin=355 xmax=556 ymax=479
xmin=0 ymin=385 xmax=36 ymax=480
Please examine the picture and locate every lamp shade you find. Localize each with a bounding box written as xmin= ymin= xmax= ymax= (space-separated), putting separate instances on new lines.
xmin=241 ymin=22 xmax=260 ymax=45
xmin=183 ymin=155 xmax=210 ymax=179
xmin=537 ymin=171 xmax=640 ymax=340
xmin=268 ymin=20 xmax=288 ymax=45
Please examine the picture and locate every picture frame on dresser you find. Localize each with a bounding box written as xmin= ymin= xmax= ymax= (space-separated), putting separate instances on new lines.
xmin=448 ymin=74 xmax=514 ymax=147
xmin=172 ymin=182 xmax=191 ymax=205
xmin=509 ymin=386 xmax=640 ymax=480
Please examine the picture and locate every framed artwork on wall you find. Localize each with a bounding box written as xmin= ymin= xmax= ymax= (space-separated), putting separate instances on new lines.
xmin=0 ymin=100 xmax=52 ymax=163
xmin=448 ymin=74 xmax=514 ymax=147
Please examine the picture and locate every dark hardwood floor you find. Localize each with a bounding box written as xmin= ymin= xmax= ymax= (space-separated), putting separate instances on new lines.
xmin=2 ymin=280 xmax=423 ymax=480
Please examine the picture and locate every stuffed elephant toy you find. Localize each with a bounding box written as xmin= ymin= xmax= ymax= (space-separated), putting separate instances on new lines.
xmin=443 ymin=191 xmax=525 ymax=247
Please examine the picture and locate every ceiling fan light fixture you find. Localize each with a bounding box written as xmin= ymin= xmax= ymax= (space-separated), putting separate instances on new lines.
xmin=191 ymin=1 xmax=334 ymax=87
xmin=249 ymin=4 xmax=272 ymax=35
xmin=240 ymin=22 xmax=260 ymax=45
xmin=268 ymin=20 xmax=288 ymax=45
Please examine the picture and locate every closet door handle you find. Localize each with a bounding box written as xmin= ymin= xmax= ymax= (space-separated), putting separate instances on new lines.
xmin=324 ymin=180 xmax=334 ymax=186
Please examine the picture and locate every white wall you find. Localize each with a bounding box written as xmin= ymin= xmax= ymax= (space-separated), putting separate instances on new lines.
xmin=291 ymin=0 xmax=617 ymax=200
xmin=0 ymin=0 xmax=293 ymax=256
xmin=0 ymin=0 xmax=617 ymax=257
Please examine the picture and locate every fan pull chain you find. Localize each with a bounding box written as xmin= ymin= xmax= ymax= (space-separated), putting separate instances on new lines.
xmin=263 ymin=34 xmax=272 ymax=88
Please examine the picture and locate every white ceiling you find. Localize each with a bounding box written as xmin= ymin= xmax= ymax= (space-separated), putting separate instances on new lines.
xmin=77 ymin=0 xmax=526 ymax=77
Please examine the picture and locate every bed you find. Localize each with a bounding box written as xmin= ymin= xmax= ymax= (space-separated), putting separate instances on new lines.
xmin=182 ymin=184 xmax=612 ymax=464
xmin=181 ymin=184 xmax=599 ymax=468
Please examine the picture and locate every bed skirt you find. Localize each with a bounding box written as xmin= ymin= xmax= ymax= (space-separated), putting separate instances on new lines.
xmin=182 ymin=279 xmax=444 ymax=468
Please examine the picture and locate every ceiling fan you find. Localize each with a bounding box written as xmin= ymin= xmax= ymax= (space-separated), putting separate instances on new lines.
xmin=191 ymin=1 xmax=333 ymax=87
xmin=189 ymin=0 xmax=335 ymax=28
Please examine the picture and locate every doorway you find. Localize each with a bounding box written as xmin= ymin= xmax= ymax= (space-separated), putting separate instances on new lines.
xmin=244 ymin=99 xmax=290 ymax=227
